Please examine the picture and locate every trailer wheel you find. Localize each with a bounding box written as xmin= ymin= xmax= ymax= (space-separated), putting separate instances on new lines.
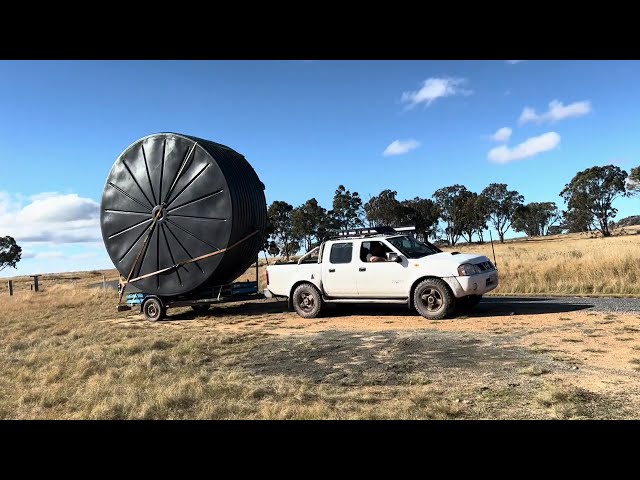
xmin=292 ymin=283 xmax=322 ymax=319
xmin=191 ymin=304 xmax=211 ymax=314
xmin=143 ymin=297 xmax=165 ymax=322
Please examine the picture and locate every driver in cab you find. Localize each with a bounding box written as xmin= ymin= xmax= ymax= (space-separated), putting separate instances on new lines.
xmin=366 ymin=243 xmax=388 ymax=262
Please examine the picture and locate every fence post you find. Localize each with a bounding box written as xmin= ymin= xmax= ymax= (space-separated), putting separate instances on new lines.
xmin=31 ymin=275 xmax=40 ymax=292
xmin=103 ymin=274 xmax=106 ymax=290
xmin=7 ymin=280 xmax=13 ymax=296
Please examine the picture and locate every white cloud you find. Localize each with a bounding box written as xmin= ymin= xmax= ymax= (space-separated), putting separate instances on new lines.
xmin=488 ymin=132 xmax=561 ymax=164
xmin=401 ymin=77 xmax=472 ymax=109
xmin=21 ymin=193 xmax=98 ymax=223
xmin=0 ymin=192 xmax=101 ymax=244
xmin=492 ymin=127 xmax=512 ymax=142
xmin=383 ymin=139 xmax=421 ymax=156
xmin=519 ymin=99 xmax=592 ymax=124
xmin=506 ymin=60 xmax=523 ymax=64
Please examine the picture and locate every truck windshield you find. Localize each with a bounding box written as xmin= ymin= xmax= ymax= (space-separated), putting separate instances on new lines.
xmin=387 ymin=236 xmax=441 ymax=259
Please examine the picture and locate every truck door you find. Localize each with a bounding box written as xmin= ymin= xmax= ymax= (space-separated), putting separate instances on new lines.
xmin=321 ymin=241 xmax=359 ymax=297
xmin=356 ymin=240 xmax=408 ymax=297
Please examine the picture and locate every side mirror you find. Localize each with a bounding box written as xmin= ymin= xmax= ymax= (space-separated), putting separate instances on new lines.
xmin=388 ymin=253 xmax=402 ymax=263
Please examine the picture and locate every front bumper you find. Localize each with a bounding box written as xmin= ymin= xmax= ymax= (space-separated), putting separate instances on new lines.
xmin=444 ymin=270 xmax=499 ymax=298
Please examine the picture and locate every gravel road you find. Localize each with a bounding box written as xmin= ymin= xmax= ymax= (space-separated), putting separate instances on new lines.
xmin=482 ymin=295 xmax=640 ymax=314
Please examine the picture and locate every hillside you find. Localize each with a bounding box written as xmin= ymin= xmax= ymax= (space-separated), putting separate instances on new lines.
xmin=616 ymin=215 xmax=640 ymax=228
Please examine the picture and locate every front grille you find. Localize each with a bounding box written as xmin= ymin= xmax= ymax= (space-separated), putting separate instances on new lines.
xmin=475 ymin=261 xmax=494 ymax=272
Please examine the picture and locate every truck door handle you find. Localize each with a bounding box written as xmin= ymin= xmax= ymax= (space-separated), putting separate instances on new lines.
xmin=328 ymin=268 xmax=335 ymax=273
xmin=359 ymin=267 xmax=366 ymax=272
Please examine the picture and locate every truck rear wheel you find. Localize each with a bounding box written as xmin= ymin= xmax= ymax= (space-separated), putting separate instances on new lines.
xmin=292 ymin=283 xmax=323 ymax=319
xmin=413 ymin=278 xmax=454 ymax=320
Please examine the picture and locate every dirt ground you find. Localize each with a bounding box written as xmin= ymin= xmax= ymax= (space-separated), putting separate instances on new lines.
xmin=107 ymin=297 xmax=640 ymax=418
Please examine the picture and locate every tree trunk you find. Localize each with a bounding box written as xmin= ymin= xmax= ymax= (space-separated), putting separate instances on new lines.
xmin=499 ymin=232 xmax=505 ymax=243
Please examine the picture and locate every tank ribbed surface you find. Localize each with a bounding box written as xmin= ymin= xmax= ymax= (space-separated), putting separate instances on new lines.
xmin=100 ymin=133 xmax=266 ymax=297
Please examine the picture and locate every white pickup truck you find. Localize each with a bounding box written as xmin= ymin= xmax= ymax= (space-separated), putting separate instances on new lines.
xmin=265 ymin=228 xmax=498 ymax=320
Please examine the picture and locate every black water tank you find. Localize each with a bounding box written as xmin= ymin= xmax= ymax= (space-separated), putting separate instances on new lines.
xmin=100 ymin=133 xmax=267 ymax=297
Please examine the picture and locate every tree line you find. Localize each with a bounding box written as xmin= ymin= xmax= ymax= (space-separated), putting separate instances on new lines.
xmin=264 ymin=164 xmax=639 ymax=259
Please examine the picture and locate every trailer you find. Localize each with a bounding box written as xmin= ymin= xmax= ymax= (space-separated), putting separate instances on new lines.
xmin=119 ymin=279 xmax=264 ymax=321
xmin=101 ymin=132 xmax=269 ymax=322
xmin=116 ymin=254 xmax=265 ymax=321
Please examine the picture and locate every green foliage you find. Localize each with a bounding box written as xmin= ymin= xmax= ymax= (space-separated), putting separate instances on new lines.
xmin=266 ymin=201 xmax=297 ymax=259
xmin=460 ymin=193 xmax=491 ymax=244
xmin=400 ymin=197 xmax=440 ymax=242
xmin=432 ymin=185 xmax=473 ymax=246
xmin=0 ymin=236 xmax=22 ymax=272
xmin=291 ymin=198 xmax=332 ymax=252
xmin=560 ymin=165 xmax=628 ymax=237
xmin=332 ymin=185 xmax=364 ymax=230
xmin=364 ymin=189 xmax=402 ymax=226
xmin=266 ymin=241 xmax=280 ymax=257
xmin=481 ymin=183 xmax=524 ymax=243
xmin=364 ymin=191 xmax=440 ymax=242
xmin=629 ymin=166 xmax=640 ymax=195
xmin=262 ymin=165 xmax=629 ymax=252
xmin=282 ymin=240 xmax=301 ymax=259
xmin=512 ymin=202 xmax=561 ymax=237
xmin=561 ymin=206 xmax=594 ymax=233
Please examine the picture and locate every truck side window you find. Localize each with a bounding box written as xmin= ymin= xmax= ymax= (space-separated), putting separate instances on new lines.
xmin=329 ymin=242 xmax=353 ymax=264
xmin=361 ymin=241 xmax=391 ymax=262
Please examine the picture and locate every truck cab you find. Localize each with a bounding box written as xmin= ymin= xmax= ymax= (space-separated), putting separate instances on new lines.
xmin=265 ymin=227 xmax=498 ymax=320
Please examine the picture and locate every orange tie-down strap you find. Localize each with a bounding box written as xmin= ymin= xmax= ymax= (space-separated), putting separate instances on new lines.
xmin=120 ymin=229 xmax=260 ymax=286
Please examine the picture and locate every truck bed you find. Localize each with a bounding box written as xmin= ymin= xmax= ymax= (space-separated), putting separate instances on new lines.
xmin=266 ymin=263 xmax=321 ymax=298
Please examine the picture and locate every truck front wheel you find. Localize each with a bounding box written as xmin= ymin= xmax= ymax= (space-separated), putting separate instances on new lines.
xmin=413 ymin=278 xmax=454 ymax=320
xmin=292 ymin=283 xmax=323 ymax=319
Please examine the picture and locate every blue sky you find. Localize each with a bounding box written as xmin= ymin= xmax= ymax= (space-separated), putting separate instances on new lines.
xmin=1 ymin=60 xmax=638 ymax=276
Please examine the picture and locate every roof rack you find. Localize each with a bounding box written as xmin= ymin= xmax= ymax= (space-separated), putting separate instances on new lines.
xmin=330 ymin=225 xmax=415 ymax=240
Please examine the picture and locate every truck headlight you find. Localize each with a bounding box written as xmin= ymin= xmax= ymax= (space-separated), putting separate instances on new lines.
xmin=457 ymin=263 xmax=479 ymax=276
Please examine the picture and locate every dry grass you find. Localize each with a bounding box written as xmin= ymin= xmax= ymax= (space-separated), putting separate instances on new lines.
xmin=536 ymin=382 xmax=600 ymax=419
xmin=2 ymin=284 xmax=639 ymax=419
xmin=0 ymin=285 xmax=494 ymax=419
xmin=444 ymin=230 xmax=640 ymax=295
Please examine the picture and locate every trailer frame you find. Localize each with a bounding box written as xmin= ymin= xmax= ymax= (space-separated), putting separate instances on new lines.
xmin=117 ymin=256 xmax=265 ymax=321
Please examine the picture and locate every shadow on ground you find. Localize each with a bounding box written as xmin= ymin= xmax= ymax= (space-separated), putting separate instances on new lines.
xmin=157 ymin=296 xmax=592 ymax=322
xmin=471 ymin=299 xmax=591 ymax=317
